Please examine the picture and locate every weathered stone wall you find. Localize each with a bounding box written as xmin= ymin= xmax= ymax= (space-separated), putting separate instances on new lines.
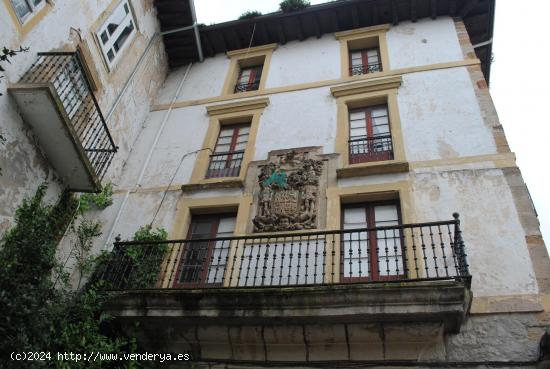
xmin=0 ymin=0 xmax=167 ymax=232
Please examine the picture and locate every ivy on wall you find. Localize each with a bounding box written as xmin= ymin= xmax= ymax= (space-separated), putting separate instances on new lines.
xmin=0 ymin=184 xmax=168 ymax=368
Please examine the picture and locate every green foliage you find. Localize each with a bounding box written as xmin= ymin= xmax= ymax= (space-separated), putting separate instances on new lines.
xmin=79 ymin=182 xmax=114 ymax=213
xmin=279 ymin=0 xmax=310 ymax=13
xmin=239 ymin=10 xmax=262 ymax=19
xmin=99 ymin=225 xmax=168 ymax=289
xmin=0 ymin=184 xmax=148 ymax=368
xmin=0 ymin=46 xmax=28 ymax=96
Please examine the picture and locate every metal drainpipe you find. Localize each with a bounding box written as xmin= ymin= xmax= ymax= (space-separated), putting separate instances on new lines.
xmin=103 ymin=63 xmax=193 ymax=249
xmin=188 ymin=0 xmax=204 ymax=62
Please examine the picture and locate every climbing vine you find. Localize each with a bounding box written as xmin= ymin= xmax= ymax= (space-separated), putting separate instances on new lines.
xmin=0 ymin=184 xmax=165 ymax=368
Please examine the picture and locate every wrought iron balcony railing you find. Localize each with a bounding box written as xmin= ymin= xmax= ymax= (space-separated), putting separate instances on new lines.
xmin=205 ymin=150 xmax=244 ymax=178
xmin=19 ymin=52 xmax=117 ymax=182
xmin=94 ymin=214 xmax=470 ymax=290
xmin=349 ymin=135 xmax=394 ymax=164
xmin=234 ymin=81 xmax=260 ymax=93
xmin=350 ymin=62 xmax=382 ymax=76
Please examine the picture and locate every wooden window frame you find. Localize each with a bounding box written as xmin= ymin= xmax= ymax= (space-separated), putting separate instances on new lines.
xmin=349 ymin=47 xmax=382 ymax=76
xmin=189 ymin=98 xmax=269 ymax=186
xmin=221 ymin=44 xmax=276 ymax=97
xmin=172 ymin=213 xmax=236 ymax=288
xmin=335 ymin=24 xmax=390 ymax=79
xmin=340 ymin=200 xmax=406 ymax=282
xmin=348 ymin=104 xmax=394 ymax=164
xmin=206 ymin=123 xmax=250 ymax=179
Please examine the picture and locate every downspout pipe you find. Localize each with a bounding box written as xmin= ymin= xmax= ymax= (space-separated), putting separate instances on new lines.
xmin=188 ymin=0 xmax=204 ymax=62
xmin=103 ymin=63 xmax=193 ymax=249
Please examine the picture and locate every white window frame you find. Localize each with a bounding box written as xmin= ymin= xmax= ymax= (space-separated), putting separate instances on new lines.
xmin=95 ymin=0 xmax=137 ymax=70
xmin=10 ymin=0 xmax=46 ymax=24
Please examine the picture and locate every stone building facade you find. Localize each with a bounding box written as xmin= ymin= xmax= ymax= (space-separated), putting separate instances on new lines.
xmin=1 ymin=0 xmax=549 ymax=368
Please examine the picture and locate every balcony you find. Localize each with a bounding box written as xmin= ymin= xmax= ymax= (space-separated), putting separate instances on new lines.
xmin=234 ymin=81 xmax=260 ymax=93
xmin=205 ymin=150 xmax=244 ymax=178
xmin=349 ymin=62 xmax=382 ymax=76
xmin=97 ymin=215 xmax=472 ymax=362
xmin=9 ymin=52 xmax=117 ymax=192
xmin=349 ymin=135 xmax=394 ymax=164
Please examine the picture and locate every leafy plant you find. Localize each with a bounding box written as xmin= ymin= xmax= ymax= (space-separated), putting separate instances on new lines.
xmin=279 ymin=0 xmax=310 ymax=13
xmin=79 ymin=182 xmax=114 ymax=212
xmin=0 ymin=184 xmax=149 ymax=368
xmin=0 ymin=46 xmax=28 ymax=96
xmin=239 ymin=10 xmax=262 ymax=19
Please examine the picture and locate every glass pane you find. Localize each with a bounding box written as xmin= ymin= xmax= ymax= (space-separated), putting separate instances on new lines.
xmin=11 ymin=0 xmax=31 ymax=19
xmin=107 ymin=49 xmax=115 ymax=61
xmin=113 ymin=20 xmax=134 ymax=52
xmin=374 ymin=205 xmax=398 ymax=223
xmin=344 ymin=207 xmax=366 ymax=225
xmin=349 ymin=111 xmax=365 ymax=120
xmin=217 ymin=217 xmax=236 ymax=235
xmin=106 ymin=2 xmax=128 ymax=35
xmin=100 ymin=31 xmax=109 ymax=44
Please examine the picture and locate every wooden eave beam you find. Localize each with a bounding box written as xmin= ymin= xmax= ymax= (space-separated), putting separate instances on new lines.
xmin=430 ymin=0 xmax=437 ymax=19
xmin=391 ymin=0 xmax=399 ymax=25
xmin=313 ymin=13 xmax=322 ymax=38
xmin=411 ymin=0 xmax=417 ymax=22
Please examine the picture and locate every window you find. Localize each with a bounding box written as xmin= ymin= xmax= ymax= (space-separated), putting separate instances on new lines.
xmin=341 ymin=201 xmax=404 ymax=281
xmin=349 ymin=47 xmax=382 ymax=76
xmin=173 ymin=214 xmax=236 ymax=287
xmin=234 ymin=65 xmax=263 ymax=93
xmin=206 ymin=123 xmax=250 ymax=178
xmin=221 ymin=44 xmax=276 ymax=96
xmin=95 ymin=0 xmax=136 ymax=69
xmin=348 ymin=104 xmax=393 ymax=164
xmin=335 ymin=25 xmax=389 ymax=78
xmin=10 ymin=0 xmax=45 ymax=22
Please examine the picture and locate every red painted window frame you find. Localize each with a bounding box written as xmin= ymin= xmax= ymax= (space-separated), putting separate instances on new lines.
xmin=348 ymin=104 xmax=393 ymax=164
xmin=348 ymin=47 xmax=382 ymax=76
xmin=172 ymin=213 xmax=236 ymax=288
xmin=206 ymin=123 xmax=250 ymax=178
xmin=340 ymin=200 xmax=405 ymax=283
xmin=235 ymin=65 xmax=263 ymax=92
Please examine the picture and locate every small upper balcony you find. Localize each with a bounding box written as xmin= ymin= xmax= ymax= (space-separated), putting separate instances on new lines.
xmin=96 ymin=214 xmax=472 ymax=360
xmin=9 ymin=52 xmax=117 ymax=192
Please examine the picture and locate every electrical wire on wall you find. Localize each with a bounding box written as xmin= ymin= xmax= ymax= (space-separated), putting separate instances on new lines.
xmin=148 ymin=147 xmax=212 ymax=228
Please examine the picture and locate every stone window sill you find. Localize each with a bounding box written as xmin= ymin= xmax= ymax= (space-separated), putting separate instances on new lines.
xmin=180 ymin=178 xmax=244 ymax=192
xmin=336 ymin=160 xmax=409 ymax=178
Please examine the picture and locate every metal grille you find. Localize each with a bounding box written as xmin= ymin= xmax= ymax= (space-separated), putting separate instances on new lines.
xmin=205 ymin=151 xmax=244 ymax=178
xmin=349 ymin=135 xmax=394 ymax=164
xmin=20 ymin=52 xmax=117 ymax=181
xmin=94 ymin=214 xmax=470 ymax=290
xmin=234 ymin=81 xmax=260 ymax=93
xmin=350 ymin=63 xmax=382 ymax=75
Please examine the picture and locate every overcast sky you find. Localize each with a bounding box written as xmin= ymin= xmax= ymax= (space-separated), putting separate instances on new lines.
xmin=195 ymin=1 xmax=550 ymax=246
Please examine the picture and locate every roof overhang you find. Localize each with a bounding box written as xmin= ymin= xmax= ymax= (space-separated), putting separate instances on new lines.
xmin=155 ymin=0 xmax=495 ymax=82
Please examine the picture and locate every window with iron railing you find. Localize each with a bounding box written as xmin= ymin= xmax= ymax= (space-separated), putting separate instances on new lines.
xmin=206 ymin=124 xmax=250 ymax=178
xmin=349 ymin=47 xmax=382 ymax=76
xmin=348 ymin=104 xmax=393 ymax=164
xmin=342 ymin=201 xmax=403 ymax=281
xmin=173 ymin=214 xmax=236 ymax=288
xmin=234 ymin=65 xmax=263 ymax=93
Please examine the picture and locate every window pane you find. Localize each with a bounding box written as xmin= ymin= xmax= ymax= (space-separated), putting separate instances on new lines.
xmin=113 ymin=20 xmax=134 ymax=52
xmin=106 ymin=2 xmax=129 ymax=35
xmin=11 ymin=0 xmax=31 ymax=19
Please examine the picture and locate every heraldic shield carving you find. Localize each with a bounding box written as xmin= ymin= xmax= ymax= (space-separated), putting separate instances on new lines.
xmin=253 ymin=150 xmax=324 ymax=232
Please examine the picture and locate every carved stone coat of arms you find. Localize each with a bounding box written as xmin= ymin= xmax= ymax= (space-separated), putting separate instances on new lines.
xmin=253 ymin=150 xmax=324 ymax=232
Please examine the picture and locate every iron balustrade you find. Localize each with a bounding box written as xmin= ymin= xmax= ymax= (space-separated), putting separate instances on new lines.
xmin=94 ymin=214 xmax=470 ymax=290
xmin=349 ymin=135 xmax=394 ymax=164
xmin=19 ymin=52 xmax=117 ymax=180
xmin=350 ymin=62 xmax=382 ymax=76
xmin=205 ymin=150 xmax=244 ymax=178
xmin=234 ymin=81 xmax=260 ymax=93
